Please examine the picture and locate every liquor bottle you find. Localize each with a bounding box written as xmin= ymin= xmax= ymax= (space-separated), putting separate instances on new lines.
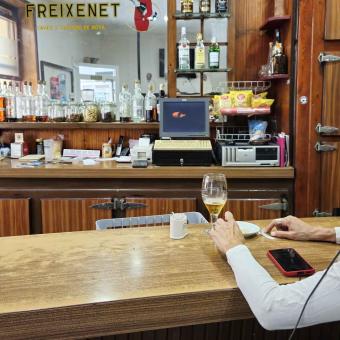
xmin=195 ymin=33 xmax=205 ymax=69
xmin=272 ymin=29 xmax=288 ymax=74
xmin=156 ymin=83 xmax=166 ymax=122
xmin=200 ymin=0 xmax=211 ymax=13
xmin=215 ymin=0 xmax=228 ymax=13
xmin=13 ymin=82 xmax=23 ymax=122
xmin=118 ymin=84 xmax=132 ymax=122
xmin=132 ymin=80 xmax=145 ymax=122
xmin=145 ymin=84 xmax=157 ymax=123
xmin=5 ymin=82 xmax=17 ymax=122
xmin=178 ymin=27 xmax=190 ymax=70
xmin=208 ymin=37 xmax=220 ymax=69
xmin=0 ymin=82 xmax=6 ymax=122
xmin=35 ymin=81 xmax=49 ymax=122
xmin=181 ymin=0 xmax=193 ymax=14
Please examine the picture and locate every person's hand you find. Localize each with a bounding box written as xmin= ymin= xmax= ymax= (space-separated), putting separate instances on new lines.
xmin=263 ymin=216 xmax=319 ymax=241
xmin=209 ymin=211 xmax=245 ymax=254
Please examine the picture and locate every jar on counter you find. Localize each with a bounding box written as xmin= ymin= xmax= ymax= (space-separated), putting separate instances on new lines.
xmin=65 ymin=102 xmax=83 ymax=122
xmin=99 ymin=102 xmax=115 ymax=122
xmin=48 ymin=100 xmax=65 ymax=122
xmin=83 ymin=102 xmax=99 ymax=122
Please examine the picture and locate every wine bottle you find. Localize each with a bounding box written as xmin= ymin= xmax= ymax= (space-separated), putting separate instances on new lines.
xmin=181 ymin=0 xmax=193 ymax=14
xmin=195 ymin=33 xmax=205 ymax=69
xmin=208 ymin=37 xmax=220 ymax=69
xmin=178 ymin=27 xmax=191 ymax=70
xmin=215 ymin=0 xmax=228 ymax=13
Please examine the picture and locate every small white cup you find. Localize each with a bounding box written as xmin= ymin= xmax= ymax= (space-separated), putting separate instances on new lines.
xmin=170 ymin=213 xmax=188 ymax=240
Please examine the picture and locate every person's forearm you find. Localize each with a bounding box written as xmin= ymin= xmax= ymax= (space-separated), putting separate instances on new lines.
xmin=309 ymin=228 xmax=336 ymax=242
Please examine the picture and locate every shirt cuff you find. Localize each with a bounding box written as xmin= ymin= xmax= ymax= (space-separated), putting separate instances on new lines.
xmin=226 ymin=244 xmax=250 ymax=261
xmin=335 ymin=227 xmax=340 ymax=245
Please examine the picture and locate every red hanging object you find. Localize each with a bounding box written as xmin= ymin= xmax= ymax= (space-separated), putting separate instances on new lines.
xmin=134 ymin=0 xmax=153 ymax=32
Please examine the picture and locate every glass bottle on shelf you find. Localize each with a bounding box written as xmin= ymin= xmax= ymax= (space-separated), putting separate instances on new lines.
xmin=99 ymin=101 xmax=115 ymax=122
xmin=83 ymin=101 xmax=100 ymax=122
xmin=195 ymin=33 xmax=206 ymax=69
xmin=272 ymin=29 xmax=288 ymax=74
xmin=215 ymin=0 xmax=228 ymax=13
xmin=208 ymin=37 xmax=220 ymax=69
xmin=145 ymin=84 xmax=157 ymax=123
xmin=35 ymin=81 xmax=49 ymax=122
xmin=178 ymin=27 xmax=190 ymax=70
xmin=13 ymin=82 xmax=23 ymax=122
xmin=200 ymin=0 xmax=211 ymax=13
xmin=118 ymin=84 xmax=132 ymax=122
xmin=156 ymin=83 xmax=166 ymax=121
xmin=48 ymin=100 xmax=65 ymax=122
xmin=132 ymin=80 xmax=145 ymax=122
xmin=27 ymin=82 xmax=36 ymax=122
xmin=181 ymin=0 xmax=193 ymax=14
xmin=0 ymin=82 xmax=6 ymax=122
xmin=6 ymin=82 xmax=17 ymax=122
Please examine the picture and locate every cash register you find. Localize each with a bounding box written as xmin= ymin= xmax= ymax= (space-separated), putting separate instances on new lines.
xmin=153 ymin=98 xmax=212 ymax=166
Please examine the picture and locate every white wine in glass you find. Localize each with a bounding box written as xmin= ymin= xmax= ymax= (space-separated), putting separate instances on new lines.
xmin=202 ymin=173 xmax=227 ymax=226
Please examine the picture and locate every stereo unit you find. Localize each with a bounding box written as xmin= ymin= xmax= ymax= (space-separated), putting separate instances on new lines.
xmin=215 ymin=141 xmax=280 ymax=167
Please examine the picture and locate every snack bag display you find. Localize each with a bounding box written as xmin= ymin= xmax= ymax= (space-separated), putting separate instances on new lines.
xmin=220 ymin=93 xmax=234 ymax=109
xmin=253 ymin=92 xmax=268 ymax=99
xmin=252 ymin=98 xmax=275 ymax=108
xmin=230 ymin=90 xmax=253 ymax=108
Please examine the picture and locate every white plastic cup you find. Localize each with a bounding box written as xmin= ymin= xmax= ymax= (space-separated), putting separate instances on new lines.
xmin=170 ymin=213 xmax=188 ymax=240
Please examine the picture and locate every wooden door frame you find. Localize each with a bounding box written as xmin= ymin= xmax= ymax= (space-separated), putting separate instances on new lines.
xmin=294 ymin=0 xmax=340 ymax=217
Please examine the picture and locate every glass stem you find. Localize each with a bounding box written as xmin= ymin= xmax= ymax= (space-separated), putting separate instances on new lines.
xmin=210 ymin=213 xmax=219 ymax=226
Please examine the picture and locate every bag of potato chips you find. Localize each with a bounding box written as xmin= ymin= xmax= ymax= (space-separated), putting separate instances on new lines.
xmin=230 ymin=90 xmax=253 ymax=108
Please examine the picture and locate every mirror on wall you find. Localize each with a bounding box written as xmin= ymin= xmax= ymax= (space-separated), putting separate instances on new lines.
xmin=34 ymin=0 xmax=168 ymax=102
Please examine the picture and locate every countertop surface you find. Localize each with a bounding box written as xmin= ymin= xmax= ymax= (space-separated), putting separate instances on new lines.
xmin=0 ymin=217 xmax=338 ymax=339
xmin=0 ymin=159 xmax=295 ymax=179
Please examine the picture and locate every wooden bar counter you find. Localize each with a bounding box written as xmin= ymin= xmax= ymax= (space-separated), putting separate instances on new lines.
xmin=0 ymin=159 xmax=294 ymax=179
xmin=0 ymin=217 xmax=339 ymax=339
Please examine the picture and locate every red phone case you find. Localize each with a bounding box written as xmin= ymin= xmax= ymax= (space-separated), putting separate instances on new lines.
xmin=267 ymin=249 xmax=315 ymax=277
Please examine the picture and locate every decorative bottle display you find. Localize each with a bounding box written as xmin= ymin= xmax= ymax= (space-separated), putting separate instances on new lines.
xmin=0 ymin=82 xmax=6 ymax=122
xmin=200 ymin=0 xmax=211 ymax=13
xmin=215 ymin=0 xmax=228 ymax=12
xmin=208 ymin=37 xmax=220 ymax=69
xmin=118 ymin=84 xmax=132 ymax=122
xmin=35 ymin=81 xmax=49 ymax=122
xmin=181 ymin=0 xmax=193 ymax=14
xmin=195 ymin=33 xmax=205 ymax=69
xmin=22 ymin=81 xmax=35 ymax=122
xmin=272 ymin=29 xmax=288 ymax=74
xmin=144 ymin=84 xmax=157 ymax=123
xmin=178 ymin=27 xmax=190 ymax=70
xmin=156 ymin=83 xmax=166 ymax=121
xmin=132 ymin=80 xmax=145 ymax=122
xmin=5 ymin=82 xmax=17 ymax=122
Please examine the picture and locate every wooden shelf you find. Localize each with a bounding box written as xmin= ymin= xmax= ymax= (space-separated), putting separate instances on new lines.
xmin=0 ymin=122 xmax=160 ymax=130
xmin=175 ymin=68 xmax=232 ymax=73
xmin=174 ymin=12 xmax=231 ymax=20
xmin=260 ymin=15 xmax=291 ymax=31
xmin=258 ymin=74 xmax=289 ymax=81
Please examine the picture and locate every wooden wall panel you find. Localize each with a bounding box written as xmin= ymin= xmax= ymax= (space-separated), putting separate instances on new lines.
xmin=325 ymin=0 xmax=340 ymax=40
xmin=41 ymin=198 xmax=112 ymax=233
xmin=0 ymin=199 xmax=30 ymax=236
xmin=125 ymin=198 xmax=197 ymax=218
xmin=320 ymin=142 xmax=340 ymax=213
xmin=322 ymin=53 xmax=340 ymax=135
xmin=221 ymin=199 xmax=282 ymax=221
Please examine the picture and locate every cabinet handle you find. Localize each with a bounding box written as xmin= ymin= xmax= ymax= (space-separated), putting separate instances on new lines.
xmin=259 ymin=199 xmax=288 ymax=212
xmin=91 ymin=199 xmax=147 ymax=211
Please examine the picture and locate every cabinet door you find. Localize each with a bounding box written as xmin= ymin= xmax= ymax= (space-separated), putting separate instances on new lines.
xmin=125 ymin=198 xmax=197 ymax=218
xmin=0 ymin=199 xmax=30 ymax=236
xmin=41 ymin=198 xmax=112 ymax=233
xmin=221 ymin=199 xmax=283 ymax=221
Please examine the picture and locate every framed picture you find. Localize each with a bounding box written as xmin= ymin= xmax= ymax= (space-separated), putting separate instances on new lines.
xmin=40 ymin=61 xmax=74 ymax=101
xmin=0 ymin=5 xmax=21 ymax=80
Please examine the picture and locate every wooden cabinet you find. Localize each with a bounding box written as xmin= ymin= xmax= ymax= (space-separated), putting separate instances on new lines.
xmin=325 ymin=0 xmax=340 ymax=39
xmin=221 ymin=199 xmax=283 ymax=221
xmin=125 ymin=198 xmax=197 ymax=217
xmin=0 ymin=199 xmax=30 ymax=236
xmin=41 ymin=198 xmax=112 ymax=234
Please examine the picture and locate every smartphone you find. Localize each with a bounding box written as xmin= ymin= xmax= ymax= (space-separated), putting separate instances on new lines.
xmin=267 ymin=248 xmax=315 ymax=277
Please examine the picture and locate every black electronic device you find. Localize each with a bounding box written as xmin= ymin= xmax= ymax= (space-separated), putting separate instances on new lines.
xmin=267 ymin=248 xmax=315 ymax=277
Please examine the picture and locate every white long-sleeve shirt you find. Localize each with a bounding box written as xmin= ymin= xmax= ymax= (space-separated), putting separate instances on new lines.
xmin=226 ymin=227 xmax=340 ymax=331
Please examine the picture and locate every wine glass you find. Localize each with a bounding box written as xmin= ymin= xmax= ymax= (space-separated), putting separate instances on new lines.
xmin=201 ymin=173 xmax=227 ymax=228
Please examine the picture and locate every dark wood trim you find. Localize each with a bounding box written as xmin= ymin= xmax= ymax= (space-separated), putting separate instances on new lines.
xmin=167 ymin=0 xmax=176 ymax=97
xmin=40 ymin=61 xmax=74 ymax=93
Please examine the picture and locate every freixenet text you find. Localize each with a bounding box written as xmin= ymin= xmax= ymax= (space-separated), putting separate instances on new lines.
xmin=25 ymin=3 xmax=120 ymax=19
